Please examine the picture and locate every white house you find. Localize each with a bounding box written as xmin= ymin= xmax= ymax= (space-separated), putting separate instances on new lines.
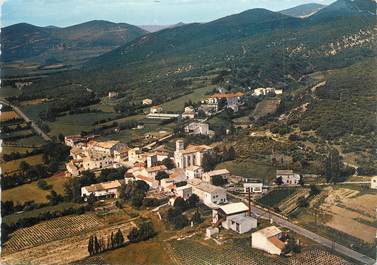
xmin=175 ymin=186 xmax=193 ymax=200
xmin=174 ymin=140 xmax=212 ymax=169
xmin=371 ymin=176 xmax=377 ymax=189
xmin=204 ymin=92 xmax=244 ymax=112
xmin=251 ymin=226 xmax=285 ymax=255
xmin=185 ymin=165 xmax=204 ymax=179
xmin=212 ymin=202 xmax=257 ymax=234
xmin=150 ymin=105 xmax=163 ymax=114
xmin=243 ymin=179 xmax=263 ymax=193
xmin=142 ymin=98 xmax=153 ymax=105
xmin=276 ymin=170 xmax=301 ymax=185
xmin=87 ymin=140 xmax=122 ymax=156
xmin=108 ymin=91 xmax=118 ymax=99
xmin=184 ymin=122 xmax=214 ymax=137
xmin=182 ymin=106 xmax=195 ymax=119
xmin=202 ymin=169 xmax=231 ymax=184
xmin=252 ymin=87 xmax=280 ymax=97
xmin=81 ymin=180 xmax=122 ymax=199
xmin=188 ymin=178 xmax=227 ymax=207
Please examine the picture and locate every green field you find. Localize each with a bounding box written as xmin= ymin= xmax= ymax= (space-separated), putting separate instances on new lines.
xmin=161 ymin=85 xmax=215 ymax=112
xmin=2 ymin=174 xmax=67 ymax=204
xmin=258 ymin=188 xmax=297 ymax=207
xmin=0 ymin=86 xmax=22 ymax=98
xmin=216 ymin=158 xmax=276 ymax=182
xmin=47 ymin=112 xmax=116 ymax=136
xmin=1 ymin=154 xmax=44 ymax=175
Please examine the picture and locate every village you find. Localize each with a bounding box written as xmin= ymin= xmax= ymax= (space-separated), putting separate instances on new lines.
xmin=60 ymin=87 xmax=361 ymax=260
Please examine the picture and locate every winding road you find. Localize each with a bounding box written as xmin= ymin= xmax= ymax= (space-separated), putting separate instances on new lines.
xmin=227 ymin=192 xmax=375 ymax=265
xmin=0 ymin=99 xmax=52 ymax=142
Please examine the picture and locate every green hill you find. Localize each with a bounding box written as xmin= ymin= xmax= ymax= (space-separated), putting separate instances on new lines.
xmin=15 ymin=0 xmax=377 ymax=105
xmin=1 ymin=20 xmax=147 ymax=67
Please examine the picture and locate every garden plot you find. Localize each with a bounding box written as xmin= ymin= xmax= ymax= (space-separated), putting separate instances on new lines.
xmin=319 ymin=187 xmax=377 ymax=243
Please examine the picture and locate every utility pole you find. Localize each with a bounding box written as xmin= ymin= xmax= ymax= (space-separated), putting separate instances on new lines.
xmin=248 ymin=189 xmax=251 ymax=217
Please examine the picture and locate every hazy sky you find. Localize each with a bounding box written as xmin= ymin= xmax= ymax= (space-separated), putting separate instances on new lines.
xmin=1 ymin=0 xmax=334 ymax=27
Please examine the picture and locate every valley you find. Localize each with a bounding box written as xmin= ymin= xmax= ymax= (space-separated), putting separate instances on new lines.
xmin=1 ymin=0 xmax=376 ymax=265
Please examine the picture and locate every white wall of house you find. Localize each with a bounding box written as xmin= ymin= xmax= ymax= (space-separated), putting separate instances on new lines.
xmin=251 ymin=234 xmax=282 ymax=255
xmin=227 ymin=216 xmax=257 ymax=234
xmin=243 ymin=183 xmax=263 ymax=193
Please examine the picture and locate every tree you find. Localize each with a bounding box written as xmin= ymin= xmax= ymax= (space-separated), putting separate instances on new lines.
xmin=20 ymin=161 xmax=30 ymax=174
xmin=155 ymin=171 xmax=169 ymax=181
xmin=202 ymin=153 xmax=217 ymax=172
xmin=186 ymin=194 xmax=199 ymax=209
xmin=173 ymin=197 xmax=186 ymax=212
xmin=275 ymin=176 xmax=283 ymax=185
xmin=162 ymin=158 xmax=175 ymax=170
xmin=46 ymin=190 xmax=63 ymax=205
xmin=191 ymin=210 xmax=203 ymax=225
xmin=174 ymin=214 xmax=189 ymax=229
xmin=88 ymin=235 xmax=94 ymax=256
xmin=58 ymin=133 xmax=65 ymax=143
xmin=131 ymin=190 xmax=145 ymax=208
xmin=297 ymin=196 xmax=309 ymax=208
xmin=37 ymin=179 xmax=51 ymax=190
xmin=212 ymin=175 xmax=228 ymax=186
xmin=127 ymin=227 xmax=139 ymax=243
xmin=94 ymin=235 xmax=100 ymax=255
xmin=324 ymin=149 xmax=341 ymax=183
xmin=87 ymin=193 xmax=97 ymax=207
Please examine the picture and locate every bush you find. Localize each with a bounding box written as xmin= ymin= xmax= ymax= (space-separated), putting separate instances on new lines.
xmin=37 ymin=179 xmax=51 ymax=190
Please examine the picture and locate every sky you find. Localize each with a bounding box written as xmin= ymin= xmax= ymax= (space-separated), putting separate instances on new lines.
xmin=1 ymin=0 xmax=334 ymax=27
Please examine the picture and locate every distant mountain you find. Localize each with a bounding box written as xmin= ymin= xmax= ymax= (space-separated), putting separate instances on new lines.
xmin=1 ymin=20 xmax=148 ymax=66
xmin=309 ymin=0 xmax=376 ymax=20
xmin=139 ymin=22 xmax=186 ymax=33
xmin=23 ymin=2 xmax=377 ymax=104
xmin=280 ymin=3 xmax=326 ymax=18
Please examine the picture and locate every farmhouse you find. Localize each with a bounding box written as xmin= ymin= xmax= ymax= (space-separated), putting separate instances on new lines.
xmin=184 ymin=122 xmax=214 ymax=137
xmin=251 ymin=226 xmax=285 ymax=255
xmin=108 ymin=91 xmax=118 ymax=99
xmin=252 ymin=87 xmax=282 ymax=97
xmin=87 ymin=140 xmax=122 ymax=156
xmin=182 ymin=106 xmax=196 ymax=119
xmin=276 ymin=170 xmax=301 ymax=185
xmin=66 ymin=160 xmax=82 ymax=177
xmin=188 ymin=178 xmax=227 ymax=207
xmin=81 ymin=180 xmax=123 ymax=199
xmin=150 ymin=105 xmax=163 ymax=114
xmin=142 ymin=98 xmax=153 ymax=105
xmin=202 ymin=169 xmax=231 ymax=184
xmin=64 ymin=135 xmax=96 ymax=147
xmin=212 ymin=202 xmax=257 ymax=234
xmin=243 ymin=179 xmax=263 ymax=193
xmin=204 ymin=92 xmax=244 ymax=112
xmin=371 ymin=176 xmax=377 ymax=189
xmin=174 ymin=140 xmax=212 ymax=169
xmin=146 ymin=165 xmax=168 ymax=178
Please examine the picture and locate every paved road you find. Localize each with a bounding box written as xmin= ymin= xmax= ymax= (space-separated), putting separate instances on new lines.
xmin=227 ymin=192 xmax=375 ymax=265
xmin=1 ymin=99 xmax=52 ymax=142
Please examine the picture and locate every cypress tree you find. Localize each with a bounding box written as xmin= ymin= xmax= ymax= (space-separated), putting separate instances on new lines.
xmin=94 ymin=235 xmax=100 ymax=254
xmin=88 ymin=235 xmax=94 ymax=256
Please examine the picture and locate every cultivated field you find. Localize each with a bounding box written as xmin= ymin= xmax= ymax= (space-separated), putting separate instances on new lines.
xmin=1 ymin=213 xmax=136 ymax=265
xmin=171 ymin=237 xmax=351 ymax=265
xmin=319 ymin=187 xmax=377 ymax=243
xmin=252 ymin=98 xmax=281 ymax=120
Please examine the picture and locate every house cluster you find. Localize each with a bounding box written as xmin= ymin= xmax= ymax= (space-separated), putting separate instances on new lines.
xmin=200 ymin=92 xmax=245 ymax=115
xmin=65 ymin=136 xmax=129 ymax=177
xmin=252 ymin=87 xmax=283 ymax=97
xmin=275 ymin=170 xmax=301 ymax=185
xmin=184 ymin=122 xmax=215 ymax=138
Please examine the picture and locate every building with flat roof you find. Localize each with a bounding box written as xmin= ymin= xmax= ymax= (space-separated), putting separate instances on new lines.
xmin=212 ymin=202 xmax=257 ymax=234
